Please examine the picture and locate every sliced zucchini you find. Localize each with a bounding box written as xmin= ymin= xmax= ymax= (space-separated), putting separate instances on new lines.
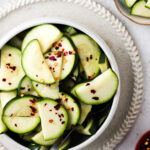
xmin=59 ymin=92 xmax=80 ymax=129
xmin=75 ymin=69 xmax=118 ymax=105
xmin=0 ymin=45 xmax=25 ymax=91
xmin=76 ymin=118 xmax=94 ymax=135
xmin=22 ymin=39 xmax=55 ymax=84
xmin=19 ymin=76 xmax=38 ymax=96
xmin=70 ymin=87 xmax=92 ymax=125
xmin=99 ymin=115 xmax=107 ymax=126
xmin=32 ymin=131 xmax=57 ymax=146
xmin=32 ymin=82 xmax=59 ymax=99
xmin=124 ymin=0 xmax=137 ymax=8
xmin=22 ymin=24 xmax=63 ymax=53
xmin=38 ymin=99 xmax=68 ymax=140
xmin=0 ymin=90 xmax=17 ymax=108
xmin=146 ymin=0 xmax=150 ymax=8
xmin=99 ymin=52 xmax=109 ymax=73
xmin=3 ymin=116 xmax=40 ymax=134
xmin=51 ymin=36 xmax=77 ymax=80
xmin=44 ymin=51 xmax=63 ymax=80
xmin=131 ymin=0 xmax=150 ymax=18
xmin=0 ymin=102 xmax=7 ymax=133
xmin=8 ymin=36 xmax=22 ymax=49
xmin=58 ymin=138 xmax=70 ymax=150
xmin=19 ymin=132 xmax=35 ymax=142
xmin=70 ymin=65 xmax=79 ymax=81
xmin=71 ymin=34 xmax=101 ymax=79
xmin=3 ymin=96 xmax=39 ymax=117
xmin=63 ymin=26 xmax=77 ymax=35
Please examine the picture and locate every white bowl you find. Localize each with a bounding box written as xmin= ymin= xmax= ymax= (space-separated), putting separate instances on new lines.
xmin=114 ymin=0 xmax=150 ymax=25
xmin=0 ymin=18 xmax=120 ymax=150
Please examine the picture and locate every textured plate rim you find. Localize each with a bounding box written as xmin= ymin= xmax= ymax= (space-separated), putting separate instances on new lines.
xmin=0 ymin=0 xmax=144 ymax=149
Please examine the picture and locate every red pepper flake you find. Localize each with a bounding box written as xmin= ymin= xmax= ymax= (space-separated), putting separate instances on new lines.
xmin=28 ymin=88 xmax=31 ymax=92
xmin=71 ymin=107 xmax=74 ymax=111
xmin=69 ymin=51 xmax=72 ymax=55
xmin=55 ymin=46 xmax=59 ymax=50
xmin=61 ymin=121 xmax=65 ymax=124
xmin=49 ymin=109 xmax=52 ymax=112
xmin=61 ymin=48 xmax=65 ymax=52
xmin=49 ymin=119 xmax=54 ymax=123
xmin=2 ymin=78 xmax=6 ymax=82
xmin=29 ymin=99 xmax=36 ymax=104
xmin=10 ymin=113 xmax=13 ymax=117
xmin=96 ymin=58 xmax=98 ymax=60
xmin=86 ymin=57 xmax=89 ymax=62
xmin=55 ymin=113 xmax=58 ymax=115
xmin=10 ymin=66 xmax=16 ymax=71
xmin=64 ymin=52 xmax=68 ymax=56
xmin=76 ymin=48 xmax=78 ymax=51
xmin=46 ymin=84 xmax=51 ymax=87
xmin=45 ymin=56 xmax=49 ymax=59
xmin=57 ymin=53 xmax=62 ymax=58
xmin=48 ymin=53 xmax=52 ymax=56
xmin=8 ymin=54 xmax=12 ymax=56
xmin=85 ymin=83 xmax=90 ymax=86
xmin=92 ymin=97 xmax=99 ymax=100
xmin=44 ymin=103 xmax=47 ymax=107
xmin=54 ymin=104 xmax=60 ymax=111
xmin=35 ymin=84 xmax=38 ymax=87
xmin=14 ymin=124 xmax=17 ymax=127
xmin=30 ymin=106 xmax=37 ymax=113
xmin=6 ymin=63 xmax=10 ymax=66
xmin=30 ymin=113 xmax=35 ymax=116
xmin=64 ymin=98 xmax=68 ymax=103
xmin=8 ymin=82 xmax=12 ymax=85
xmin=90 ymin=55 xmax=93 ymax=59
xmin=60 ymin=119 xmax=62 ymax=121
xmin=36 ymin=75 xmax=38 ymax=77
xmin=62 ymin=68 xmax=64 ymax=70
xmin=58 ymin=43 xmax=62 ymax=47
xmin=56 ymin=98 xmax=62 ymax=103
xmin=42 ymin=61 xmax=44 ymax=64
xmin=61 ymin=114 xmax=64 ymax=117
xmin=91 ymin=89 xmax=96 ymax=94
xmin=49 ymin=56 xmax=57 ymax=61
xmin=20 ymin=87 xmax=25 ymax=90
xmin=71 ymin=125 xmax=74 ymax=129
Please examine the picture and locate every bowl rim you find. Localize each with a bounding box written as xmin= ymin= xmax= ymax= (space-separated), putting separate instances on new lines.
xmin=0 ymin=17 xmax=121 ymax=150
xmin=113 ymin=0 xmax=150 ymax=25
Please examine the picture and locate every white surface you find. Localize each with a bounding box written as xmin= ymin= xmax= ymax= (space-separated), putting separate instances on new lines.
xmin=96 ymin=0 xmax=150 ymax=150
xmin=0 ymin=0 xmax=148 ymax=150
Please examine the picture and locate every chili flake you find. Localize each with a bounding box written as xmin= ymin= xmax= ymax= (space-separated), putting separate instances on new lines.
xmin=49 ymin=119 xmax=54 ymax=123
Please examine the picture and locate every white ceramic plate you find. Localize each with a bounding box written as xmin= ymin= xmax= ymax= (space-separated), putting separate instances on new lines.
xmin=114 ymin=0 xmax=150 ymax=25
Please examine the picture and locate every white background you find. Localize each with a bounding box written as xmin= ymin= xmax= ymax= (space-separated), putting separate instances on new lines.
xmin=97 ymin=0 xmax=150 ymax=150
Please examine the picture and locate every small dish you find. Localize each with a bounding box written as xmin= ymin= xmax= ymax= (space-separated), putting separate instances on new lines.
xmin=114 ymin=0 xmax=150 ymax=25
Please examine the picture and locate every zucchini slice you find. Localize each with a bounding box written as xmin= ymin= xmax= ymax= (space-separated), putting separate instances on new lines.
xmin=3 ymin=96 xmax=39 ymax=117
xmin=51 ymin=36 xmax=77 ymax=80
xmin=146 ymin=0 xmax=150 ymax=8
xmin=32 ymin=131 xmax=57 ymax=146
xmin=38 ymin=99 xmax=68 ymax=140
xmin=131 ymin=0 xmax=150 ymax=18
xmin=32 ymin=82 xmax=59 ymax=99
xmin=0 ymin=45 xmax=25 ymax=91
xmin=75 ymin=69 xmax=118 ymax=105
xmin=124 ymin=0 xmax=137 ymax=8
xmin=76 ymin=118 xmax=94 ymax=135
xmin=58 ymin=138 xmax=70 ymax=150
xmin=22 ymin=24 xmax=63 ymax=53
xmin=70 ymin=65 xmax=79 ymax=81
xmin=3 ymin=116 xmax=40 ymax=134
xmin=19 ymin=76 xmax=38 ymax=97
xmin=44 ymin=51 xmax=63 ymax=80
xmin=70 ymin=87 xmax=92 ymax=125
xmin=0 ymin=102 xmax=7 ymax=133
xmin=8 ymin=36 xmax=22 ymax=49
xmin=99 ymin=52 xmax=109 ymax=73
xmin=71 ymin=34 xmax=101 ymax=79
xmin=22 ymin=39 xmax=55 ymax=84
xmin=0 ymin=90 xmax=17 ymax=108
xmin=59 ymin=92 xmax=80 ymax=129
xmin=63 ymin=26 xmax=77 ymax=35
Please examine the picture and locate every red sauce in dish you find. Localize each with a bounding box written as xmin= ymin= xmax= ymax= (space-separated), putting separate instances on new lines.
xmin=135 ymin=130 xmax=150 ymax=150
